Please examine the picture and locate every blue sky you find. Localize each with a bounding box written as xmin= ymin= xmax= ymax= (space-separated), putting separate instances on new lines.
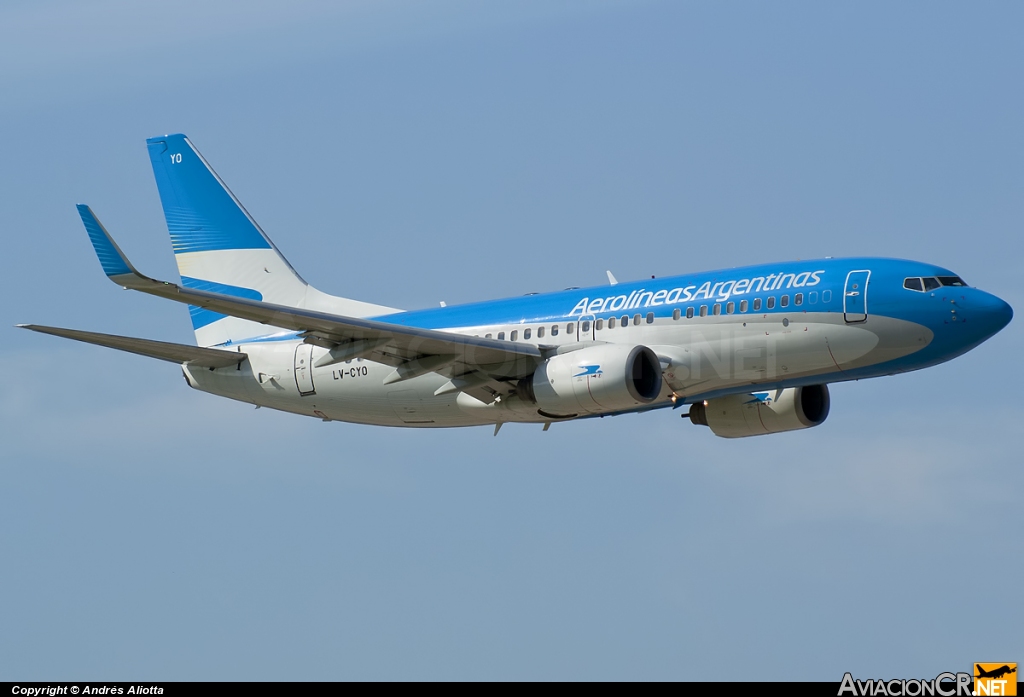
xmin=2 ymin=0 xmax=1021 ymax=680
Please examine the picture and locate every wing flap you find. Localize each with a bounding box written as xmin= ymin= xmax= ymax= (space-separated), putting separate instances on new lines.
xmin=18 ymin=325 xmax=246 ymax=368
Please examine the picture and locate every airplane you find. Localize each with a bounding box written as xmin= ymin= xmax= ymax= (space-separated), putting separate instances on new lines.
xmin=974 ymin=663 xmax=1015 ymax=679
xmin=19 ymin=134 xmax=1013 ymax=437
xmin=976 ymin=665 xmax=1016 ymax=680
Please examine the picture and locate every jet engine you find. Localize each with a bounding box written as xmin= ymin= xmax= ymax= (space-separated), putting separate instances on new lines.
xmin=687 ymin=385 xmax=830 ymax=438
xmin=518 ymin=344 xmax=663 ymax=417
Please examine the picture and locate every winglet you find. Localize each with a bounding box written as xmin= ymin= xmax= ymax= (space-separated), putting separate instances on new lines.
xmin=76 ymin=204 xmax=140 ymax=280
xmin=606 ymin=270 xmax=618 ymax=286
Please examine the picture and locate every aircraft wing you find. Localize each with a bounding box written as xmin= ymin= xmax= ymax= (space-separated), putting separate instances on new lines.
xmin=77 ymin=205 xmax=542 ymax=394
xmin=18 ymin=324 xmax=247 ymax=368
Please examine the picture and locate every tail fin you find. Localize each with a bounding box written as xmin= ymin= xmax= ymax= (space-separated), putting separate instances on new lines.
xmin=146 ymin=134 xmax=398 ymax=346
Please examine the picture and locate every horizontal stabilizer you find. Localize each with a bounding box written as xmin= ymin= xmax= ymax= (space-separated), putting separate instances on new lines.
xmin=17 ymin=325 xmax=246 ymax=368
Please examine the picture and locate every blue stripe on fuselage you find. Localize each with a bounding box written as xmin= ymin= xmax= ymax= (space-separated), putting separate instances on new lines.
xmin=370 ymin=257 xmax=957 ymax=329
xmin=229 ymin=256 xmax=959 ymax=343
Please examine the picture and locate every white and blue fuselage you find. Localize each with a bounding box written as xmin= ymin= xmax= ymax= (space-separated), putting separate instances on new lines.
xmin=188 ymin=257 xmax=1010 ymax=428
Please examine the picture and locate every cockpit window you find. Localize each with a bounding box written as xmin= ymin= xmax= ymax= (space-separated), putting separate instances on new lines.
xmin=905 ymin=276 xmax=967 ymax=292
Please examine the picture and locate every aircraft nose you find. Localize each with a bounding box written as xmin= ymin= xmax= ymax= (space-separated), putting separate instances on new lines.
xmin=970 ymin=290 xmax=1013 ymax=338
xmin=989 ymin=294 xmax=1013 ymax=331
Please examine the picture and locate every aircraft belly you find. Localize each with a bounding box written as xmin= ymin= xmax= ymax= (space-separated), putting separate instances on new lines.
xmin=820 ymin=323 xmax=878 ymax=366
xmin=190 ymin=341 xmax=486 ymax=427
xmin=828 ymin=315 xmax=932 ymax=370
xmin=654 ymin=312 xmax=930 ymax=394
xmin=656 ymin=317 xmax=841 ymax=393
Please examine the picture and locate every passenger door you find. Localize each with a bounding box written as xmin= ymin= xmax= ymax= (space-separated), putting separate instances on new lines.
xmin=843 ymin=270 xmax=870 ymax=323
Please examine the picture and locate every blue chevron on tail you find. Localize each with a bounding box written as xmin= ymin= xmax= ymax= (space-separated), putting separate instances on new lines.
xmin=144 ymin=134 xmax=400 ymax=346
xmin=147 ymin=134 xmax=276 ymax=255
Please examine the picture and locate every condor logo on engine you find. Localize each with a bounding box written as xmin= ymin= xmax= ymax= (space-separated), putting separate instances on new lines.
xmin=573 ymin=365 xmax=603 ymax=378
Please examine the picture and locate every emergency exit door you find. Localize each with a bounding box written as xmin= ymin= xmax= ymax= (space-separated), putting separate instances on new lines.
xmin=294 ymin=343 xmax=316 ymax=395
xmin=576 ymin=314 xmax=596 ymax=341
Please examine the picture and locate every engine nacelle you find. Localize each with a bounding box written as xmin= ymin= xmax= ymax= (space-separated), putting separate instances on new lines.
xmin=688 ymin=385 xmax=830 ymax=438
xmin=519 ymin=344 xmax=663 ymax=417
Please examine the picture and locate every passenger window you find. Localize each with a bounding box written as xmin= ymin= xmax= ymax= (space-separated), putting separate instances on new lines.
xmin=646 ymin=312 xmax=654 ymax=324
xmin=781 ymin=295 xmax=789 ymax=307
xmin=699 ymin=305 xmax=708 ymax=317
xmin=809 ymin=291 xmax=818 ymax=304
xmin=767 ymin=297 xmax=776 ymax=309
xmin=904 ymin=277 xmax=924 ymax=292
xmin=524 ymin=328 xmax=532 ymax=340
xmin=795 ymin=293 xmax=803 ymax=306
xmin=823 ymin=290 xmax=832 ymax=302
xmin=712 ymin=303 xmax=721 ymax=315
xmin=485 ymin=333 xmax=493 ymax=339
xmin=595 ymin=319 xmax=603 ymax=330
xmin=686 ymin=307 xmax=694 ymax=319
xmin=739 ymin=300 xmax=748 ymax=312
xmin=537 ymin=326 xmax=545 ymax=338
xmin=922 ymin=277 xmax=940 ymax=291
xmin=672 ymin=308 xmax=681 ymax=320
xmin=581 ymin=321 xmax=590 ymax=333
xmin=753 ymin=298 xmax=762 ymax=311
xmin=608 ymin=316 xmax=616 ymax=329
xmin=497 ymin=332 xmax=505 ymax=340
xmin=621 ymin=315 xmax=629 ymax=327
xmin=633 ymin=314 xmax=641 ymax=326
xmin=726 ymin=302 xmax=735 ymax=314
xmin=566 ymin=323 xmax=574 ymax=334
xmin=551 ymin=325 xmax=558 ymax=336
xmin=510 ymin=330 xmax=518 ymax=341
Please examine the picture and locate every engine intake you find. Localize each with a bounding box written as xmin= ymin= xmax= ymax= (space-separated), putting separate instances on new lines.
xmin=520 ymin=344 xmax=664 ymax=416
xmin=688 ymin=384 xmax=830 ymax=438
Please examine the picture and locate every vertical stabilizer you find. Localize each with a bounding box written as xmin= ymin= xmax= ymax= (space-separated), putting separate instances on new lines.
xmin=146 ymin=134 xmax=398 ymax=346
